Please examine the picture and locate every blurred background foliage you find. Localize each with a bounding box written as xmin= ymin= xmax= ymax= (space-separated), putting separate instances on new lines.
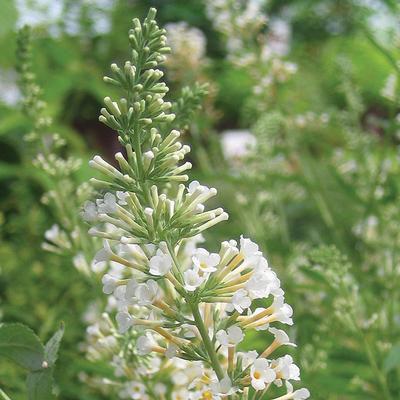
xmin=0 ymin=0 xmax=399 ymax=399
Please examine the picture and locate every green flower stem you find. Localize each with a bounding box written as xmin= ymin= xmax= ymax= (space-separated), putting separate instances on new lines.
xmin=0 ymin=389 xmax=12 ymax=400
xmin=189 ymin=301 xmax=224 ymax=381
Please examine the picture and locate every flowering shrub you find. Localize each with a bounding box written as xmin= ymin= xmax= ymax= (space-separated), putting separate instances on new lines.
xmin=80 ymin=8 xmax=309 ymax=400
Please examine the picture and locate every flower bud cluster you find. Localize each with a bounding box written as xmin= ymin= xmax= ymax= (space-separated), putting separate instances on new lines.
xmin=84 ymin=180 xmax=228 ymax=247
xmin=99 ymin=9 xmax=173 ymax=147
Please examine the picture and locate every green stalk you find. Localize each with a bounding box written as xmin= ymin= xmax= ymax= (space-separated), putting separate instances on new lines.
xmin=0 ymin=389 xmax=12 ymax=400
xmin=189 ymin=301 xmax=224 ymax=380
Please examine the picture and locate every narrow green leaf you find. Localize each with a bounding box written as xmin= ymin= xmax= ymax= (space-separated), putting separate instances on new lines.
xmin=383 ymin=344 xmax=400 ymax=372
xmin=44 ymin=322 xmax=64 ymax=367
xmin=0 ymin=323 xmax=44 ymax=371
xmin=26 ymin=369 xmax=54 ymax=400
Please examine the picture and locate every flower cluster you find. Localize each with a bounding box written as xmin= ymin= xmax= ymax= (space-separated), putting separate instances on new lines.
xmin=205 ymin=0 xmax=297 ymax=105
xmin=165 ymin=22 xmax=207 ymax=83
xmin=83 ymin=8 xmax=309 ymax=399
xmin=16 ymin=25 xmax=99 ymax=273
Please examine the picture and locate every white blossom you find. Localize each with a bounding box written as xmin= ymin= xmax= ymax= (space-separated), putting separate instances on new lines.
xmin=184 ymin=267 xmax=205 ymax=291
xmin=250 ymin=358 xmax=276 ymax=391
xmin=192 ymin=248 xmax=220 ymax=274
xmin=216 ymin=326 xmax=244 ymax=347
xmin=149 ymin=250 xmax=173 ymax=276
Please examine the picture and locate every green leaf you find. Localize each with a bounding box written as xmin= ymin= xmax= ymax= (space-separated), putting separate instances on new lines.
xmin=383 ymin=344 xmax=400 ymax=372
xmin=0 ymin=323 xmax=44 ymax=371
xmin=44 ymin=322 xmax=64 ymax=367
xmin=26 ymin=369 xmax=54 ymax=400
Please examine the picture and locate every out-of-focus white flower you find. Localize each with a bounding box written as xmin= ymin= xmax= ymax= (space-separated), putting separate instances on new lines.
xmin=115 ymin=311 xmax=133 ymax=333
xmin=220 ymin=130 xmax=257 ymax=161
xmin=101 ymin=273 xmax=118 ymax=294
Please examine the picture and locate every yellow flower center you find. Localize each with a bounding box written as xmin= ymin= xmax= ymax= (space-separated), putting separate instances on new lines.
xmin=253 ymin=371 xmax=261 ymax=379
xmin=202 ymin=391 xmax=213 ymax=400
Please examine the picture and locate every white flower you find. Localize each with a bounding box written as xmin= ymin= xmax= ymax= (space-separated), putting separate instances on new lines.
xmin=96 ymin=192 xmax=117 ymax=214
xmin=271 ymin=296 xmax=294 ymax=325
xmin=44 ymin=224 xmax=61 ymax=242
xmin=210 ymin=376 xmax=236 ymax=396
xmin=149 ymin=250 xmax=173 ymax=276
xmin=134 ymin=280 xmax=159 ymax=306
xmin=240 ymin=350 xmax=259 ymax=369
xmin=231 ymin=288 xmax=251 ymax=313
xmin=94 ymin=241 xmax=113 ymax=264
xmin=116 ymin=191 xmax=129 ymax=205
xmin=165 ymin=343 xmax=179 ymax=359
xmin=171 ymin=388 xmax=189 ymax=400
xmin=136 ymin=335 xmax=154 ymax=355
xmin=184 ymin=267 xmax=204 ymax=291
xmin=250 ymin=358 xmax=276 ymax=391
xmin=245 ymin=269 xmax=280 ymax=299
xmin=101 ymin=273 xmax=118 ymax=294
xmin=125 ymin=278 xmax=138 ymax=299
xmin=119 ymin=381 xmax=147 ymax=399
xmin=188 ymin=180 xmax=207 ymax=195
xmin=72 ymin=253 xmax=90 ymax=275
xmin=240 ymin=235 xmax=260 ymax=259
xmin=216 ymin=326 xmax=244 ymax=347
xmin=269 ymin=327 xmax=296 ymax=347
xmin=273 ymin=355 xmax=300 ymax=383
xmin=116 ymin=311 xmax=133 ymax=333
xmin=285 ymin=381 xmax=310 ymax=399
xmin=192 ymin=248 xmax=220 ymax=274
xmin=82 ymin=201 xmax=98 ymax=221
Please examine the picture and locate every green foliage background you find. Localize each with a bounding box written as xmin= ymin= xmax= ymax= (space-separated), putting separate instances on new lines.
xmin=0 ymin=0 xmax=399 ymax=399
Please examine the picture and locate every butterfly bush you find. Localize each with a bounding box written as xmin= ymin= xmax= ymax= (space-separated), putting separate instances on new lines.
xmin=82 ymin=9 xmax=309 ymax=399
xmin=16 ymin=26 xmax=99 ymax=276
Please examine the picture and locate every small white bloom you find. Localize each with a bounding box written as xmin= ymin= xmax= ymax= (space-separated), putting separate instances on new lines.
xmin=240 ymin=350 xmax=259 ymax=369
xmin=82 ymin=201 xmax=98 ymax=221
xmin=285 ymin=381 xmax=310 ymax=399
xmin=116 ymin=191 xmax=129 ymax=205
xmin=231 ymin=288 xmax=251 ymax=313
xmin=101 ymin=273 xmax=118 ymax=294
xmin=250 ymin=358 xmax=276 ymax=391
xmin=165 ymin=342 xmax=179 ymax=359
xmin=184 ymin=268 xmax=204 ymax=291
xmin=116 ymin=311 xmax=133 ymax=333
xmin=269 ymin=327 xmax=296 ymax=347
xmin=216 ymin=326 xmax=244 ymax=347
xmin=136 ymin=335 xmax=154 ymax=355
xmin=210 ymin=376 xmax=236 ymax=396
xmin=192 ymin=248 xmax=220 ymax=274
xmin=272 ymin=355 xmax=300 ymax=383
xmin=44 ymin=224 xmax=61 ymax=242
xmin=94 ymin=241 xmax=113 ymax=264
xmin=97 ymin=192 xmax=117 ymax=214
xmin=272 ymin=296 xmax=294 ymax=325
xmin=240 ymin=235 xmax=260 ymax=258
xmin=134 ymin=280 xmax=159 ymax=306
xmin=149 ymin=250 xmax=173 ymax=276
xmin=119 ymin=381 xmax=146 ymax=399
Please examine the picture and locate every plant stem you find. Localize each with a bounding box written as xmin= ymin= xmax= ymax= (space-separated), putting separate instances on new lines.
xmin=189 ymin=301 xmax=224 ymax=380
xmin=0 ymin=389 xmax=12 ymax=400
